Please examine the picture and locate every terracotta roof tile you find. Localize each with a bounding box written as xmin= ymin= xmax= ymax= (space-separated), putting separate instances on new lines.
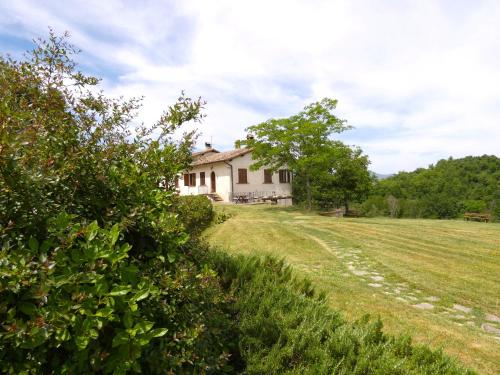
xmin=192 ymin=147 xmax=219 ymax=158
xmin=192 ymin=148 xmax=252 ymax=166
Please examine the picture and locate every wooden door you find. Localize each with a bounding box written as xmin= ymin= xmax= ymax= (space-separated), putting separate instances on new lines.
xmin=210 ymin=171 xmax=216 ymax=193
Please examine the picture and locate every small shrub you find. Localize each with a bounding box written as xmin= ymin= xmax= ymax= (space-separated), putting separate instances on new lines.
xmin=213 ymin=209 xmax=233 ymax=225
xmin=0 ymin=215 xmax=169 ymax=373
xmin=172 ymin=195 xmax=215 ymax=235
xmin=359 ymin=196 xmax=387 ymax=217
xmin=399 ymin=199 xmax=424 ymax=218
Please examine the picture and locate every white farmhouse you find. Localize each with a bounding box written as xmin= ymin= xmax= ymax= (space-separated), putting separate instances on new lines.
xmin=177 ymin=144 xmax=292 ymax=204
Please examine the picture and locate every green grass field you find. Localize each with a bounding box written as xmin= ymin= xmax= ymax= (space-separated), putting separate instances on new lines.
xmin=204 ymin=204 xmax=500 ymax=375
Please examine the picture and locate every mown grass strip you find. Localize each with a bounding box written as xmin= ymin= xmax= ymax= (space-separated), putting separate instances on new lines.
xmin=205 ymin=205 xmax=500 ymax=374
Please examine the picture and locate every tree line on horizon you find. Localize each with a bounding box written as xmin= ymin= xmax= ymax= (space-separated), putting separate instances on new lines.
xmin=360 ymin=155 xmax=500 ymax=220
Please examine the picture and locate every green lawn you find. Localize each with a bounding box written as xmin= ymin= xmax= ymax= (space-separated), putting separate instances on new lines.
xmin=204 ymin=204 xmax=500 ymax=375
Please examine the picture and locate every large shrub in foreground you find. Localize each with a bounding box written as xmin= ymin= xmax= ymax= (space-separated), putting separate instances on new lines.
xmin=0 ymin=32 xmax=236 ymax=373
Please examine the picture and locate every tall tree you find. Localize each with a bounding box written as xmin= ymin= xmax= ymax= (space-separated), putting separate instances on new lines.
xmin=291 ymin=142 xmax=373 ymax=212
xmin=324 ymin=144 xmax=373 ymax=213
xmin=240 ymin=98 xmax=350 ymax=209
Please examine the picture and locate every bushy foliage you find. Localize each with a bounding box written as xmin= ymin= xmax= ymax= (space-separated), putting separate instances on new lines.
xmin=1 ymin=215 xmax=162 ymax=373
xmin=213 ymin=209 xmax=233 ymax=225
xmin=172 ymin=195 xmax=215 ymax=235
xmin=208 ymin=252 xmax=474 ymax=375
xmin=366 ymin=156 xmax=500 ymax=219
xmin=0 ymin=31 xmax=236 ymax=374
xmin=292 ymin=143 xmax=373 ymax=212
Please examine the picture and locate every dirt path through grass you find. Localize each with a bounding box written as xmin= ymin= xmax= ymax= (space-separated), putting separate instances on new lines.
xmin=301 ymin=224 xmax=500 ymax=337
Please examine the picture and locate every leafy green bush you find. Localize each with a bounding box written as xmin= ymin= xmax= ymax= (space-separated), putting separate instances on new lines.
xmin=213 ymin=209 xmax=233 ymax=225
xmin=461 ymin=200 xmax=487 ymax=213
xmin=359 ymin=196 xmax=387 ymax=217
xmin=0 ymin=31 xmax=236 ymax=374
xmin=0 ymin=215 xmax=166 ymax=373
xmin=172 ymin=195 xmax=215 ymax=235
xmin=399 ymin=199 xmax=424 ymax=218
xmin=208 ymin=252 xmax=474 ymax=375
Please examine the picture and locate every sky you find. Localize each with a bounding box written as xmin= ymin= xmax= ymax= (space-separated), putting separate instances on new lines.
xmin=1 ymin=0 xmax=499 ymax=174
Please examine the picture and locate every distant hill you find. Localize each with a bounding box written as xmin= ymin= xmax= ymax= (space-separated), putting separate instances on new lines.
xmin=372 ymin=172 xmax=394 ymax=180
xmin=364 ymin=155 xmax=500 ymax=219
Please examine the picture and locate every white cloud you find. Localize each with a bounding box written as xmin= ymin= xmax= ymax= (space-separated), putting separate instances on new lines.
xmin=1 ymin=0 xmax=500 ymax=173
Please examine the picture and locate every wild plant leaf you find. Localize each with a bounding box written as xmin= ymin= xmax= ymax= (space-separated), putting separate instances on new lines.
xmin=134 ymin=320 xmax=154 ymax=335
xmin=112 ymin=330 xmax=130 ymax=348
xmin=55 ymin=329 xmax=71 ymax=342
xmin=108 ymin=285 xmax=132 ymax=296
xmin=86 ymin=221 xmax=99 ymax=242
xmin=94 ymin=307 xmax=114 ymax=317
xmin=75 ymin=335 xmax=89 ymax=350
xmin=148 ymin=327 xmax=168 ymax=338
xmin=109 ymin=223 xmax=120 ymax=246
xmin=130 ymin=290 xmax=149 ymax=303
xmin=123 ymin=311 xmax=134 ymax=329
xmin=28 ymin=237 xmax=39 ymax=252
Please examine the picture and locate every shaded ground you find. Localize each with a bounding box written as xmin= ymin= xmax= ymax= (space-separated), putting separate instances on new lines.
xmin=204 ymin=205 xmax=500 ymax=375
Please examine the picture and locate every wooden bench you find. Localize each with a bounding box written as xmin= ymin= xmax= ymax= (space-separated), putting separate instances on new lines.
xmin=319 ymin=209 xmax=362 ymax=218
xmin=319 ymin=209 xmax=344 ymax=217
xmin=463 ymin=212 xmax=491 ymax=222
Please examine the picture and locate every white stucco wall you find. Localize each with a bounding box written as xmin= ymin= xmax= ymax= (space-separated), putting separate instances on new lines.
xmin=230 ymin=152 xmax=292 ymax=198
xmin=178 ymin=150 xmax=292 ymax=202
xmin=178 ymin=162 xmax=232 ymax=202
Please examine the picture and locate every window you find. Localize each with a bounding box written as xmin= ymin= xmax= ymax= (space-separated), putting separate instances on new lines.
xmin=175 ymin=175 xmax=179 ymax=188
xmin=189 ymin=173 xmax=196 ymax=186
xmin=183 ymin=174 xmax=189 ymax=186
xmin=279 ymin=169 xmax=291 ymax=183
xmin=238 ymin=168 xmax=248 ymax=184
xmin=263 ymin=169 xmax=273 ymax=183
xmin=200 ymin=172 xmax=206 ymax=185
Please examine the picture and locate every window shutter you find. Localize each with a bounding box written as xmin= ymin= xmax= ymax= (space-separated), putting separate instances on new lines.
xmin=264 ymin=169 xmax=272 ymax=183
xmin=189 ymin=173 xmax=196 ymax=186
xmin=238 ymin=169 xmax=248 ymax=184
xmin=183 ymin=174 xmax=189 ymax=186
xmin=279 ymin=170 xmax=291 ymax=183
xmin=200 ymin=172 xmax=205 ymax=185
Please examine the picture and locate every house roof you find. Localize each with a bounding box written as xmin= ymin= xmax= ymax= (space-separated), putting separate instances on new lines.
xmin=192 ymin=147 xmax=220 ymax=158
xmin=192 ymin=147 xmax=252 ymax=166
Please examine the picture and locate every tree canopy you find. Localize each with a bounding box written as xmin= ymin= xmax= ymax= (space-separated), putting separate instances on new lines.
xmin=239 ymin=98 xmax=349 ymax=170
xmin=240 ymin=98 xmax=371 ymax=210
